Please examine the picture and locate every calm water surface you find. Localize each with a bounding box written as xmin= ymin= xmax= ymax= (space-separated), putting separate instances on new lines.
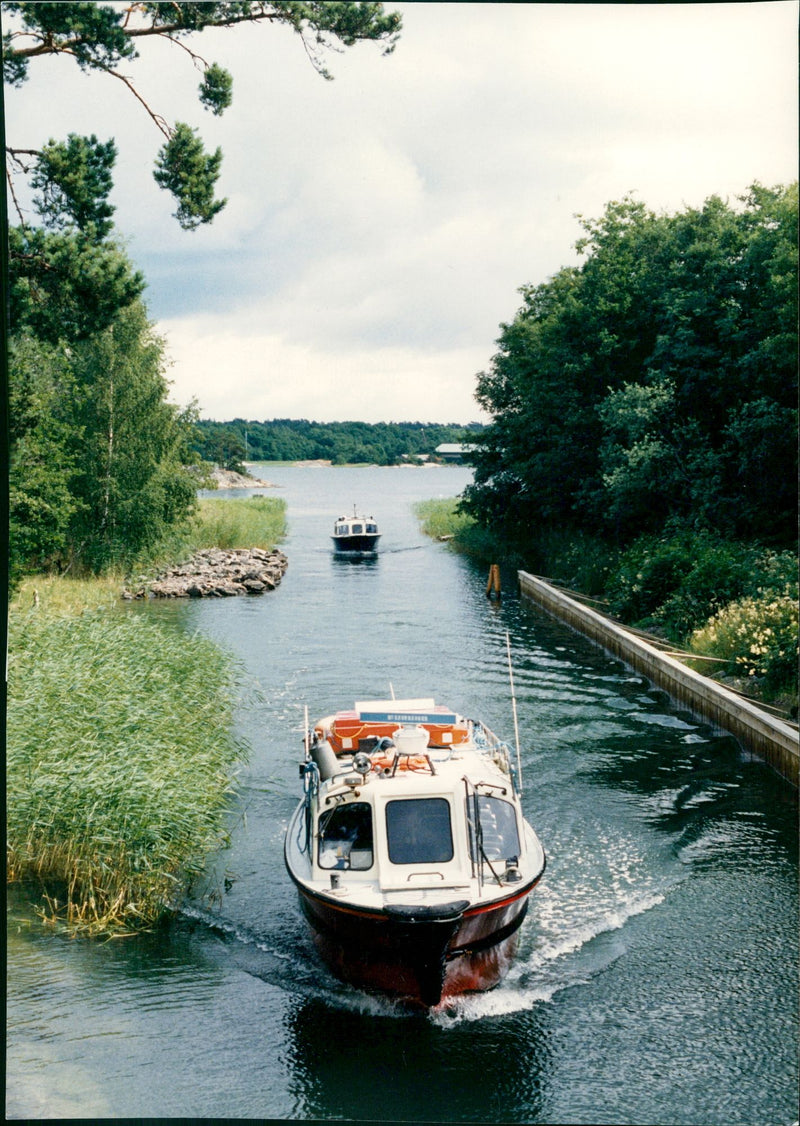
xmin=7 ymin=466 xmax=799 ymax=1123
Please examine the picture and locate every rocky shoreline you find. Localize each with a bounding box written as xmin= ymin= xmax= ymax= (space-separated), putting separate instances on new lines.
xmin=211 ymin=467 xmax=276 ymax=488
xmin=123 ymin=547 xmax=289 ymax=599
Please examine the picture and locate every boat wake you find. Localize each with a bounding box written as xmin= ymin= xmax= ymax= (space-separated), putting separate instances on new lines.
xmin=177 ymin=904 xmax=409 ymax=1015
xmin=180 ymin=872 xmax=676 ymax=1026
xmin=431 ymin=881 xmax=676 ymax=1025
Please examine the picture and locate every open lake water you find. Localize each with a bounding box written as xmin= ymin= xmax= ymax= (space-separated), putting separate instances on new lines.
xmin=6 ymin=465 xmax=798 ymax=1123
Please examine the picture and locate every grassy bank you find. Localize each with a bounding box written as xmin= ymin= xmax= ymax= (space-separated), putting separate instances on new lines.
xmin=416 ymin=498 xmax=798 ymax=714
xmin=6 ymin=495 xmax=286 ymax=933
xmin=413 ymin=498 xmax=509 ymax=563
xmin=132 ymin=494 xmax=287 ymax=575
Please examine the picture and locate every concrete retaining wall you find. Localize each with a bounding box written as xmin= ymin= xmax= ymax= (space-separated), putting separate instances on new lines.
xmin=518 ymin=571 xmax=799 ymax=787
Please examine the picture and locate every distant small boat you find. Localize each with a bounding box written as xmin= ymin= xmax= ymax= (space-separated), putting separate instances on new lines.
xmin=284 ymin=695 xmax=546 ymax=1009
xmin=331 ymin=507 xmax=380 ymax=554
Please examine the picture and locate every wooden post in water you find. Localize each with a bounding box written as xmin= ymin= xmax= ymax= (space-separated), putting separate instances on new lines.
xmin=486 ymin=564 xmax=501 ymax=599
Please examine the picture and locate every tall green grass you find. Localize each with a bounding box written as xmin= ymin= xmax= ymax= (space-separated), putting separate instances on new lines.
xmin=130 ymin=494 xmax=287 ymax=575
xmin=7 ymin=597 xmax=247 ymax=932
xmin=7 ymin=494 xmax=287 ymax=932
xmin=189 ymin=495 xmax=287 ymax=550
xmin=414 ymin=498 xmax=508 ymax=562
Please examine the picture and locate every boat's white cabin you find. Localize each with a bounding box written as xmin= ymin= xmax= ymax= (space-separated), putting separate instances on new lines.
xmin=333 ymin=516 xmax=379 ymax=536
xmin=290 ymin=703 xmax=541 ymax=906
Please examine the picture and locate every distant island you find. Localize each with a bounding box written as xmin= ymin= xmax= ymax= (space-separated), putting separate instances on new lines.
xmin=191 ymin=418 xmax=483 ymax=469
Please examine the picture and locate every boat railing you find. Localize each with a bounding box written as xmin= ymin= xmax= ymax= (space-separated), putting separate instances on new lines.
xmin=471 ymin=720 xmax=519 ymax=794
xmin=382 ymin=882 xmax=471 ymax=894
xmin=298 ymin=760 xmax=319 ymax=855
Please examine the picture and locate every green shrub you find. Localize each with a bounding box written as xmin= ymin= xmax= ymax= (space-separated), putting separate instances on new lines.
xmin=605 ymin=531 xmax=787 ymax=637
xmin=523 ymin=528 xmax=616 ymax=597
xmin=689 ymin=590 xmax=799 ymax=694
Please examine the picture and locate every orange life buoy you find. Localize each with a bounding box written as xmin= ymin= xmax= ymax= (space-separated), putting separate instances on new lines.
xmin=370 ymin=754 xmax=432 ymax=773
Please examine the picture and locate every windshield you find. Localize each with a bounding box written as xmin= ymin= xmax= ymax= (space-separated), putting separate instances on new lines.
xmin=318 ymin=801 xmax=374 ymax=870
xmin=467 ymin=793 xmax=521 ymax=862
xmin=385 ymin=798 xmax=454 ymax=864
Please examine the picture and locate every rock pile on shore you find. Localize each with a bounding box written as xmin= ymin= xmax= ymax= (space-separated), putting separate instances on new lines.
xmin=124 ymin=548 xmax=289 ymax=599
xmin=211 ymin=467 xmax=275 ymax=488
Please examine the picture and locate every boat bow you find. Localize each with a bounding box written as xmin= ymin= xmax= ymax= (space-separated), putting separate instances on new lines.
xmin=284 ymin=697 xmax=545 ymax=1007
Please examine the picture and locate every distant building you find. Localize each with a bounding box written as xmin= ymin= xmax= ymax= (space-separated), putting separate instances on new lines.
xmin=435 ymin=443 xmax=475 ymax=464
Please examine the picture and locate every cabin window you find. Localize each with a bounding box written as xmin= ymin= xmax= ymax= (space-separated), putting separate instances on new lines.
xmin=467 ymin=794 xmax=521 ymax=862
xmin=366 ymin=523 xmax=377 ymax=533
xmin=318 ymin=801 xmax=374 ymax=870
xmin=385 ymin=798 xmax=454 ymax=864
xmin=351 ymin=523 xmax=363 ymax=533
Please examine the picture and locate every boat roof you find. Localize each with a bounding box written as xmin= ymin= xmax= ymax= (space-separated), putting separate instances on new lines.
xmin=352 ymin=698 xmax=459 ymax=725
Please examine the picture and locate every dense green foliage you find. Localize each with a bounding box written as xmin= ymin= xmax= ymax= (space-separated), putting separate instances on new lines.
xmin=4 ymin=1 xmax=401 ymax=230
xmin=192 ymin=417 xmax=483 ymax=467
xmin=464 ymin=184 xmax=798 ymax=550
xmin=457 ymin=184 xmax=798 ymax=703
xmin=6 ymin=592 xmax=247 ymax=931
xmin=9 ymin=297 xmax=200 ymax=582
xmin=422 ymin=497 xmax=798 ymax=706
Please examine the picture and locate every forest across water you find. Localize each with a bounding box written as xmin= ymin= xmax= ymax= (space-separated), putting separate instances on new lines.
xmin=190 ymin=418 xmax=483 ymax=468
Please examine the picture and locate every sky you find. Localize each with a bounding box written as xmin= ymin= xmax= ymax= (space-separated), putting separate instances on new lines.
xmin=4 ymin=1 xmax=798 ymax=423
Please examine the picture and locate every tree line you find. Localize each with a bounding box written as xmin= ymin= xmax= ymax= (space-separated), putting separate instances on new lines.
xmin=4 ymin=2 xmax=402 ymax=587
xmin=464 ymin=184 xmax=797 ymax=552
xmin=461 ymin=185 xmax=797 ymax=692
xmin=192 ymin=418 xmax=482 ymax=468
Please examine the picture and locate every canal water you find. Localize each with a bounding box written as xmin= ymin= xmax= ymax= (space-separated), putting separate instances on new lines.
xmin=6 ymin=466 xmax=798 ymax=1124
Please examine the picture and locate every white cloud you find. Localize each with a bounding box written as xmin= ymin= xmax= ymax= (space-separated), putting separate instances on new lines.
xmin=161 ymin=316 xmax=486 ymax=422
xmin=6 ymin=1 xmax=798 ymax=422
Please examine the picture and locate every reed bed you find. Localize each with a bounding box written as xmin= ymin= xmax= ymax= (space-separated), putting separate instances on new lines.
xmin=414 ymin=497 xmax=473 ymax=539
xmin=7 ymin=596 xmax=247 ymax=934
xmin=414 ymin=498 xmax=505 ymax=562
xmin=190 ymin=495 xmax=287 ymax=550
xmin=134 ymin=494 xmax=287 ymax=573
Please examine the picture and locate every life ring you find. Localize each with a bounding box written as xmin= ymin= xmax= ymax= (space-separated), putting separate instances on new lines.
xmin=370 ymin=753 xmax=432 ymax=773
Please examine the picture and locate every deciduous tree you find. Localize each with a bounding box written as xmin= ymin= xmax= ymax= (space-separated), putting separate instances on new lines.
xmin=464 ymin=184 xmax=798 ymax=552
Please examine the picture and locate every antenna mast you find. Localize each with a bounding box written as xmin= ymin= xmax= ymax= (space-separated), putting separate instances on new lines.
xmin=506 ymin=632 xmax=523 ymax=792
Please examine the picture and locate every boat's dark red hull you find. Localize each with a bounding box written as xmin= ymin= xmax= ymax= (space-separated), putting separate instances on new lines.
xmin=293 ymin=875 xmax=543 ymax=1008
